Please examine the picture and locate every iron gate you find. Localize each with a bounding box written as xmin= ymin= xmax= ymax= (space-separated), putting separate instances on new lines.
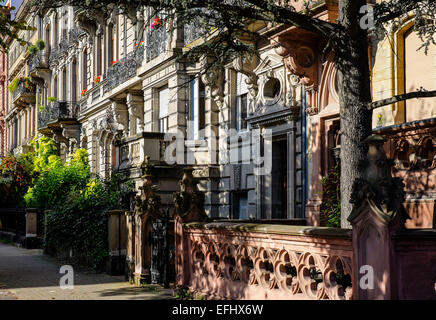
xmin=150 ymin=211 xmax=170 ymax=287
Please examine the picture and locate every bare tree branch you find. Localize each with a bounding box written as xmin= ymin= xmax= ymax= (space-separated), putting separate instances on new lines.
xmin=369 ymin=89 xmax=436 ymax=110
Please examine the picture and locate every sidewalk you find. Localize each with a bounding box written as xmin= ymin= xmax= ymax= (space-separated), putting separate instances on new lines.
xmin=0 ymin=242 xmax=174 ymax=300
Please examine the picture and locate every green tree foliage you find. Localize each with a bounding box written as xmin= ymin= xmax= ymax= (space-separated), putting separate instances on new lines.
xmin=0 ymin=154 xmax=34 ymax=207
xmin=320 ymin=165 xmax=340 ymax=228
xmin=0 ymin=3 xmax=34 ymax=51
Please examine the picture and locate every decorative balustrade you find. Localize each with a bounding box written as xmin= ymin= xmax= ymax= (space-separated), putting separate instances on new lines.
xmin=177 ymin=222 xmax=353 ymax=300
xmin=104 ymin=46 xmax=144 ymax=93
xmin=115 ymin=132 xmax=170 ymax=170
xmin=37 ymin=101 xmax=79 ymax=129
xmin=146 ymin=27 xmax=167 ymax=62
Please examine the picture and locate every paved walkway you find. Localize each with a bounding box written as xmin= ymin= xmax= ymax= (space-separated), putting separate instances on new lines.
xmin=0 ymin=242 xmax=174 ymax=300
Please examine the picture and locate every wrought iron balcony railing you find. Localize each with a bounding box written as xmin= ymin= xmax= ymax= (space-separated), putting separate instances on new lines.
xmin=184 ymin=22 xmax=205 ymax=46
xmin=68 ymin=27 xmax=86 ymax=43
xmin=12 ymin=82 xmax=36 ymax=103
xmin=104 ymin=46 xmax=145 ymax=93
xmin=37 ymin=101 xmax=79 ymax=129
xmin=28 ymin=53 xmax=50 ymax=73
xmin=49 ymin=48 xmax=59 ymax=67
xmin=146 ymin=26 xmax=168 ymax=62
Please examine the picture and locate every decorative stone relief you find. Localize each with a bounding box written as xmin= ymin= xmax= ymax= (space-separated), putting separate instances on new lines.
xmin=201 ymin=60 xmax=224 ymax=110
xmin=111 ymin=100 xmax=129 ymax=137
xmin=233 ymin=54 xmax=259 ymax=114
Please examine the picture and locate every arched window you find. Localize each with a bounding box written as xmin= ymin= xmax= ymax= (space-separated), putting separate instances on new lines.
xmin=403 ymin=26 xmax=436 ymax=122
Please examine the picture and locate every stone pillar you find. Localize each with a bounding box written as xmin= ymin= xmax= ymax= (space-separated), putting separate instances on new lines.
xmin=126 ymin=91 xmax=144 ymax=135
xmin=348 ymin=135 xmax=409 ymax=300
xmin=106 ymin=209 xmax=127 ymax=275
xmin=173 ymin=167 xmax=208 ymax=287
xmin=25 ymin=208 xmax=38 ymax=249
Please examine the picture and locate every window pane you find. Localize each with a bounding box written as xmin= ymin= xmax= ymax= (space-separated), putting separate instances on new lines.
xmin=158 ymin=87 xmax=169 ymax=118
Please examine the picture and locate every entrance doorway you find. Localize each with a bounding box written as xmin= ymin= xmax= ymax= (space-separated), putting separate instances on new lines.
xmin=271 ymin=138 xmax=287 ymax=218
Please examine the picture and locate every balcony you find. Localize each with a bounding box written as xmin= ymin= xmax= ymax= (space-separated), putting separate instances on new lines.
xmin=12 ymin=82 xmax=36 ymax=108
xmin=28 ymin=53 xmax=50 ymax=78
xmin=104 ymin=46 xmax=144 ymax=93
xmin=37 ymin=101 xmax=79 ymax=135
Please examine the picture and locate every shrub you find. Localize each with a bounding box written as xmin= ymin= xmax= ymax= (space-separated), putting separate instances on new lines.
xmin=24 ymin=148 xmax=90 ymax=210
xmin=44 ymin=173 xmax=133 ymax=270
xmin=0 ymin=154 xmax=34 ymax=207
xmin=320 ymin=165 xmax=341 ymax=228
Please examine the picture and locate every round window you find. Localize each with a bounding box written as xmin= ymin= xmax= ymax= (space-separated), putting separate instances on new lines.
xmin=263 ymin=78 xmax=281 ymax=101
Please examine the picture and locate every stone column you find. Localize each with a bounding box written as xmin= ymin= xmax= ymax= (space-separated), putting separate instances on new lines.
xmin=348 ymin=135 xmax=409 ymax=300
xmin=106 ymin=209 xmax=127 ymax=275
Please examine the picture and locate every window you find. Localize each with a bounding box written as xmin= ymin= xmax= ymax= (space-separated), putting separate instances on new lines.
xmin=158 ymin=86 xmax=169 ymax=133
xmin=54 ymin=76 xmax=58 ymax=98
xmin=403 ymin=27 xmax=436 ymax=122
xmin=97 ymin=34 xmax=102 ymax=76
xmin=236 ymin=72 xmax=249 ymax=132
xmin=188 ymin=77 xmax=205 ymax=140
xmin=108 ymin=24 xmax=114 ymax=66
xmin=82 ymin=49 xmax=88 ymax=91
xmin=62 ymin=68 xmax=67 ymax=100
xmin=233 ymin=192 xmax=249 ymax=220
xmin=236 ymin=93 xmax=248 ymax=132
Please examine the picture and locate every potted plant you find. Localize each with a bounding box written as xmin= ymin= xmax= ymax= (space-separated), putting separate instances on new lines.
xmin=7 ymin=78 xmax=20 ymax=92
xmin=36 ymin=39 xmax=45 ymax=51
xmin=28 ymin=44 xmax=38 ymax=55
xmin=151 ymin=17 xmax=164 ymax=30
xmin=110 ymin=59 xmax=120 ymax=66
xmin=47 ymin=96 xmax=57 ymax=103
xmin=94 ymin=75 xmax=101 ymax=84
xmin=80 ymin=89 xmax=87 ymax=96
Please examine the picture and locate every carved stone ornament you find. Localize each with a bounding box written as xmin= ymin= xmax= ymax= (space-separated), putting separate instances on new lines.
xmin=133 ymin=156 xmax=163 ymax=219
xmin=272 ymin=27 xmax=323 ymax=92
xmin=173 ymin=167 xmax=208 ymax=223
xmin=348 ymin=135 xmax=410 ymax=226
xmin=201 ymin=59 xmax=224 ymax=109
xmin=233 ymin=54 xmax=259 ymax=101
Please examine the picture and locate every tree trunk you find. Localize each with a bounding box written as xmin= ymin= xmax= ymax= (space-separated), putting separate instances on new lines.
xmin=336 ymin=0 xmax=373 ymax=228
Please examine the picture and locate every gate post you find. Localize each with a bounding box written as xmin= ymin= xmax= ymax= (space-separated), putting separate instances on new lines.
xmin=125 ymin=210 xmax=135 ymax=282
xmin=25 ymin=208 xmax=38 ymax=249
xmin=132 ymin=158 xmax=165 ymax=285
xmin=348 ymin=135 xmax=409 ymax=300
xmin=173 ymin=167 xmax=208 ymax=287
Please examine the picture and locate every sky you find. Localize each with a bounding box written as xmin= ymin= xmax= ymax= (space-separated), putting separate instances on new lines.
xmin=7 ymin=0 xmax=23 ymax=19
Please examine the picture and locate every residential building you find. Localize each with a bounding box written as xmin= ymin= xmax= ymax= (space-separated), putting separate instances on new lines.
xmin=5 ymin=0 xmax=38 ymax=155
